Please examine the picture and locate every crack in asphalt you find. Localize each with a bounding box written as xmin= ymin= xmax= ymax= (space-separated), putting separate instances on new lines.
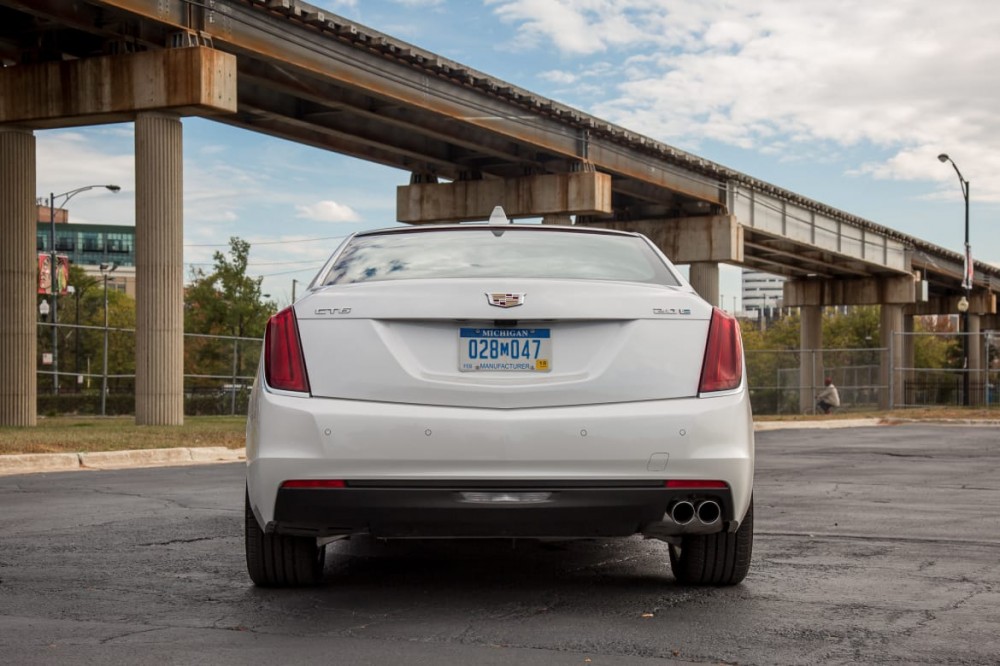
xmin=98 ymin=625 xmax=171 ymax=645
xmin=756 ymin=531 xmax=1000 ymax=547
xmin=88 ymin=486 xmax=240 ymax=514
xmin=140 ymin=536 xmax=229 ymax=547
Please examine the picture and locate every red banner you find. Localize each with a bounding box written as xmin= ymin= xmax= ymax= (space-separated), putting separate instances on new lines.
xmin=37 ymin=254 xmax=70 ymax=295
xmin=963 ymin=244 xmax=974 ymax=291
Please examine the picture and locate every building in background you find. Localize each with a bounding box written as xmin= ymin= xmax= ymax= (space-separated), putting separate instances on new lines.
xmin=35 ymin=205 xmax=135 ymax=297
xmin=742 ymin=268 xmax=785 ymax=316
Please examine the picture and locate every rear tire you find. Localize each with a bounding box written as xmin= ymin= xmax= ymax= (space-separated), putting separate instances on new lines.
xmin=245 ymin=488 xmax=324 ymax=587
xmin=669 ymin=498 xmax=753 ymax=586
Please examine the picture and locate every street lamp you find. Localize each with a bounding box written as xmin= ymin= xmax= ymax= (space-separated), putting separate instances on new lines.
xmin=100 ymin=262 xmax=117 ymax=416
xmin=937 ymin=154 xmax=971 ymax=405
xmin=48 ymin=184 xmax=121 ymax=395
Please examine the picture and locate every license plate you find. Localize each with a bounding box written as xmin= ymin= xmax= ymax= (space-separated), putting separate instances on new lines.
xmin=459 ymin=328 xmax=551 ymax=372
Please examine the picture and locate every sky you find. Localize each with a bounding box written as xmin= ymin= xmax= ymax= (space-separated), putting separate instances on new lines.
xmin=36 ymin=0 xmax=1000 ymax=308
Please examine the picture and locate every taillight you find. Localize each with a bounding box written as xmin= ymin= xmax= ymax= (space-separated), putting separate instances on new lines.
xmin=264 ymin=307 xmax=311 ymax=393
xmin=698 ymin=307 xmax=743 ymax=393
xmin=665 ymin=480 xmax=728 ymax=489
xmin=281 ymin=479 xmax=345 ymax=489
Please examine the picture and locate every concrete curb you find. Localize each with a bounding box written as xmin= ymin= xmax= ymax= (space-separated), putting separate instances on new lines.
xmin=0 ymin=446 xmax=245 ymax=477
xmin=753 ymin=418 xmax=885 ymax=431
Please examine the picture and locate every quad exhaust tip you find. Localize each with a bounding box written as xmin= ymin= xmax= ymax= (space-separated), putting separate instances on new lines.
xmin=669 ymin=499 xmax=722 ymax=526
xmin=669 ymin=500 xmax=696 ymax=525
xmin=696 ymin=500 xmax=722 ymax=525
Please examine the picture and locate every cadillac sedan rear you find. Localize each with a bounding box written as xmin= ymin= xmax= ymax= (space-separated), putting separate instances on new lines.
xmin=245 ymin=221 xmax=753 ymax=587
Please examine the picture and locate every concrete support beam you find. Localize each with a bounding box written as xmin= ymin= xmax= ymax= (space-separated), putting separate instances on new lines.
xmin=689 ymin=263 xmax=720 ymax=306
xmin=800 ymin=305 xmax=823 ymax=414
xmin=584 ymin=215 xmax=743 ymax=264
xmin=0 ymin=47 xmax=236 ymax=128
xmin=784 ymin=275 xmax=917 ymax=307
xmin=880 ymin=304 xmax=904 ymax=409
xmin=397 ymin=171 xmax=612 ymax=223
xmin=134 ymin=113 xmax=184 ymax=426
xmin=541 ymin=214 xmax=572 ymax=225
xmin=903 ymin=292 xmax=997 ymax=317
xmin=0 ymin=128 xmax=37 ymax=426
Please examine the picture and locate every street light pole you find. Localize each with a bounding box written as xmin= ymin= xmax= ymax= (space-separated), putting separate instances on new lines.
xmin=100 ymin=262 xmax=117 ymax=416
xmin=49 ymin=192 xmax=57 ymax=395
xmin=47 ymin=184 xmax=121 ymax=397
xmin=938 ymin=154 xmax=971 ymax=406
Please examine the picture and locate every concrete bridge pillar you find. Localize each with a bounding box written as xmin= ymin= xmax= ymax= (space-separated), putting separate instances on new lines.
xmin=689 ymin=263 xmax=720 ymax=307
xmin=0 ymin=128 xmax=37 ymax=426
xmin=880 ymin=304 xmax=904 ymax=409
xmin=134 ymin=113 xmax=184 ymax=426
xmin=799 ymin=305 xmax=823 ymax=414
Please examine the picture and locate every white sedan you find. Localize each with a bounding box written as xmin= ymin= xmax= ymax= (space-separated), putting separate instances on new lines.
xmin=245 ymin=211 xmax=754 ymax=587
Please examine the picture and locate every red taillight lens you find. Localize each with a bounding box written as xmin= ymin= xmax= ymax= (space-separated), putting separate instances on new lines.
xmin=281 ymin=479 xmax=346 ymax=489
xmin=698 ymin=307 xmax=743 ymax=393
xmin=264 ymin=307 xmax=311 ymax=393
xmin=665 ymin=480 xmax=728 ymax=489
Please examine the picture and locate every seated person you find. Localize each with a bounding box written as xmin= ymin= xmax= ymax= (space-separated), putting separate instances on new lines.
xmin=816 ymin=378 xmax=840 ymax=414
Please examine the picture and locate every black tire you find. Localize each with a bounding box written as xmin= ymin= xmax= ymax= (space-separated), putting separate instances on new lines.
xmin=245 ymin=489 xmax=324 ymax=587
xmin=669 ymin=498 xmax=753 ymax=586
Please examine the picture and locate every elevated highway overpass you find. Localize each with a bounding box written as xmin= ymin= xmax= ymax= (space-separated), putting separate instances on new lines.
xmin=1 ymin=0 xmax=997 ymax=425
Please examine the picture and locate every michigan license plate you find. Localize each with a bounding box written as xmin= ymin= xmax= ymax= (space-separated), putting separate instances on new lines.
xmin=459 ymin=328 xmax=551 ymax=372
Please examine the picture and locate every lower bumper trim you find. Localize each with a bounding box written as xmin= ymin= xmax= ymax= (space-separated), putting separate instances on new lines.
xmin=271 ymin=482 xmax=735 ymax=538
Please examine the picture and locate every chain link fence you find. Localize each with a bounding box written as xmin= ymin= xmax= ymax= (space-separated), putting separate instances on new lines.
xmin=36 ymin=322 xmax=260 ymax=416
xmin=746 ymin=347 xmax=885 ymax=415
xmin=895 ymin=330 xmax=1000 ymax=408
xmin=35 ymin=323 xmax=999 ymax=416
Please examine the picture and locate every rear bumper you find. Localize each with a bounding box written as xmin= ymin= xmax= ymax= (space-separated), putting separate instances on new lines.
xmin=247 ymin=386 xmax=754 ymax=537
xmin=270 ymin=481 xmax=736 ymax=538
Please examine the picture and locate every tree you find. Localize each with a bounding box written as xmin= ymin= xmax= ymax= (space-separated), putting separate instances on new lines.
xmin=52 ymin=264 xmax=136 ymax=395
xmin=185 ymin=238 xmax=276 ymax=386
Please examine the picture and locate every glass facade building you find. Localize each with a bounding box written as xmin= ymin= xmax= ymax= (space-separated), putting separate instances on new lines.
xmin=36 ymin=222 xmax=136 ymax=268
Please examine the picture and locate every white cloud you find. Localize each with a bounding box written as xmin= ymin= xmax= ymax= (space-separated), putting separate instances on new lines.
xmin=488 ymin=0 xmax=1000 ymax=201
xmin=391 ymin=0 xmax=444 ymax=6
xmin=539 ymin=70 xmax=579 ymax=85
xmin=295 ymin=200 xmax=362 ymax=223
xmin=36 ymin=128 xmax=134 ymax=226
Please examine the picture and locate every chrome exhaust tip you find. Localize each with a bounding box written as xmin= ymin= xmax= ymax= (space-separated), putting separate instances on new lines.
xmin=670 ymin=500 xmax=696 ymax=526
xmin=696 ymin=500 xmax=722 ymax=525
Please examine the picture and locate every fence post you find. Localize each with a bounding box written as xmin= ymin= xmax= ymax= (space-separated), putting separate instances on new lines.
xmin=889 ymin=333 xmax=895 ymax=410
xmin=811 ymin=350 xmax=817 ymax=415
xmin=231 ymin=339 xmax=238 ymax=416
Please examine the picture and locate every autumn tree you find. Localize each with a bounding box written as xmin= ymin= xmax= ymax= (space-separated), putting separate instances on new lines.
xmin=185 ymin=238 xmax=276 ymax=386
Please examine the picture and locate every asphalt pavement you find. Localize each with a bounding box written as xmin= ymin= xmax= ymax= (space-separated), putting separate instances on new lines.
xmin=0 ymin=424 xmax=998 ymax=665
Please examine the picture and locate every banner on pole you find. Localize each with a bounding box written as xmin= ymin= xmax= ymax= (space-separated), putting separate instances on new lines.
xmin=963 ymin=244 xmax=973 ymax=291
xmin=37 ymin=254 xmax=70 ymax=295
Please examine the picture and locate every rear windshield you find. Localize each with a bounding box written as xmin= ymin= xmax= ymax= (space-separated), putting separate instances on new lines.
xmin=321 ymin=228 xmax=680 ymax=286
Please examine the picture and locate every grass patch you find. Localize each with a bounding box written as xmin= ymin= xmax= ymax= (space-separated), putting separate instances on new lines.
xmin=0 ymin=416 xmax=246 ymax=455
xmin=755 ymin=406 xmax=1000 ymax=422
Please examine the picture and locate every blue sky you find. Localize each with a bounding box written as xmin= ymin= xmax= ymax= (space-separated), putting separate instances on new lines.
xmin=37 ymin=0 xmax=1000 ymax=307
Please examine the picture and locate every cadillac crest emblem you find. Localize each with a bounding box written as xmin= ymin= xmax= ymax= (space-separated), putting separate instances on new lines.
xmin=486 ymin=292 xmax=525 ymax=308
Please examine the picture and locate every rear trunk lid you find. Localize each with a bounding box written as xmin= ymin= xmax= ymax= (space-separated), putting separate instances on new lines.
xmin=295 ymin=278 xmax=711 ymax=409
